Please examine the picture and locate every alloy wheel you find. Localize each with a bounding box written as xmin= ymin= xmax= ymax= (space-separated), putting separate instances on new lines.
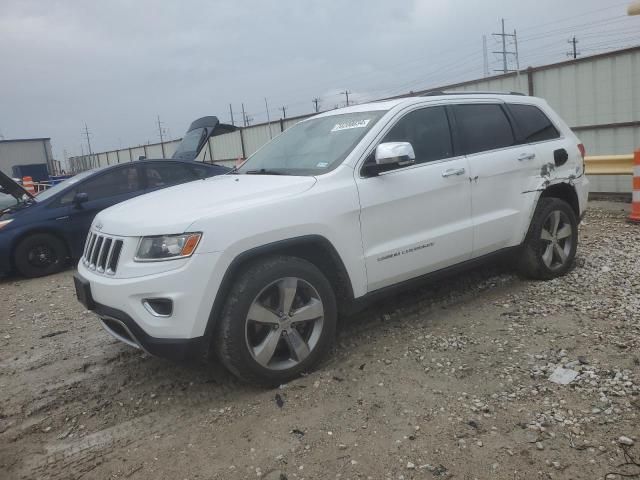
xmin=540 ymin=210 xmax=573 ymax=270
xmin=245 ymin=277 xmax=324 ymax=370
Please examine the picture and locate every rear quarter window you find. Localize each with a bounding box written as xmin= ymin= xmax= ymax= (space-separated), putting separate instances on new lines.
xmin=453 ymin=104 xmax=515 ymax=155
xmin=507 ymin=103 xmax=560 ymax=143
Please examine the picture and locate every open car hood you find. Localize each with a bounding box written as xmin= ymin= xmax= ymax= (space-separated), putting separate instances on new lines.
xmin=171 ymin=116 xmax=237 ymax=161
xmin=0 ymin=170 xmax=34 ymax=201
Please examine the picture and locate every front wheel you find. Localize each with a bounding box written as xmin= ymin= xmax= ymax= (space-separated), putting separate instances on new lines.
xmin=517 ymin=197 xmax=578 ymax=280
xmin=14 ymin=233 xmax=69 ymax=278
xmin=214 ymin=255 xmax=337 ymax=386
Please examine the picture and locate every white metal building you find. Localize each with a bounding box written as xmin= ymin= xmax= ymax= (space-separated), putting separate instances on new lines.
xmin=0 ymin=138 xmax=56 ymax=178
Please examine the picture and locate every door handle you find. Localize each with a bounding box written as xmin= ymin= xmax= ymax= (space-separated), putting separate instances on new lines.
xmin=518 ymin=152 xmax=536 ymax=161
xmin=442 ymin=167 xmax=466 ymax=177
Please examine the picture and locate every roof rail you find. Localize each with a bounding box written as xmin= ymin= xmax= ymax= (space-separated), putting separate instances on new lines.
xmin=420 ymin=90 xmax=526 ymax=97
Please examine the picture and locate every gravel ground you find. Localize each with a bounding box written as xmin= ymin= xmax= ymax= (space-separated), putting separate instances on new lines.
xmin=1 ymin=201 xmax=639 ymax=480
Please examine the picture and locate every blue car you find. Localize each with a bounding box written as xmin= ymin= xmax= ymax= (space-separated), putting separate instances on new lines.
xmin=0 ymin=159 xmax=229 ymax=277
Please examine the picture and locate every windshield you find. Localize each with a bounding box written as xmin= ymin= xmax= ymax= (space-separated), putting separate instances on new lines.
xmin=172 ymin=128 xmax=206 ymax=160
xmin=35 ymin=169 xmax=96 ymax=202
xmin=0 ymin=193 xmax=18 ymax=209
xmin=237 ymin=110 xmax=386 ymax=175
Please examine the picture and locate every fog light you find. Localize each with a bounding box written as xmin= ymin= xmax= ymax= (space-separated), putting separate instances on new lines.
xmin=142 ymin=298 xmax=173 ymax=317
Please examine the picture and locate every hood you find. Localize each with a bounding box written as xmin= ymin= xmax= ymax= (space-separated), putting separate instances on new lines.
xmin=96 ymin=174 xmax=317 ymax=236
xmin=0 ymin=170 xmax=34 ymax=201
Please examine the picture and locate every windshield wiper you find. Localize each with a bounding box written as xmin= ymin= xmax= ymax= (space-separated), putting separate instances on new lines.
xmin=245 ymin=169 xmax=286 ymax=175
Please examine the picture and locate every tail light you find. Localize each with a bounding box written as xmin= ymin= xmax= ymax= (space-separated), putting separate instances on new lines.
xmin=577 ymin=143 xmax=586 ymax=158
xmin=577 ymin=143 xmax=586 ymax=174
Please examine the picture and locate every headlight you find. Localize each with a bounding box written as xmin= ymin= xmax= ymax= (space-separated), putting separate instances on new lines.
xmin=0 ymin=219 xmax=13 ymax=230
xmin=135 ymin=233 xmax=202 ymax=262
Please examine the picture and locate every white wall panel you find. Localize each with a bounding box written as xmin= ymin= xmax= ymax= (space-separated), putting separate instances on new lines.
xmin=211 ymin=131 xmax=243 ymax=160
xmin=145 ymin=144 xmax=165 ymax=159
xmin=107 ymin=151 xmax=119 ymax=165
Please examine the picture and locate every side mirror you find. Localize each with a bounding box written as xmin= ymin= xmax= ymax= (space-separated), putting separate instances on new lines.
xmin=362 ymin=142 xmax=416 ymax=177
xmin=375 ymin=142 xmax=416 ymax=165
xmin=73 ymin=192 xmax=89 ymax=208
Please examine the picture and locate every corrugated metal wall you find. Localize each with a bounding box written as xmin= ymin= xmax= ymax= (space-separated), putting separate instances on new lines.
xmin=68 ymin=47 xmax=640 ymax=192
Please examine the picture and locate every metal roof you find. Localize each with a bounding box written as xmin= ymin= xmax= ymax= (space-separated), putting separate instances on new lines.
xmin=0 ymin=138 xmax=51 ymax=144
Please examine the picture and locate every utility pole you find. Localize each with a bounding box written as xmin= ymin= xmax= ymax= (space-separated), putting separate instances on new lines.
xmin=341 ymin=90 xmax=351 ymax=107
xmin=482 ymin=35 xmax=489 ymax=77
xmin=82 ymin=123 xmax=94 ymax=168
xmin=567 ymin=36 xmax=580 ymax=59
xmin=513 ymin=29 xmax=520 ymax=70
xmin=241 ymin=103 xmax=247 ymax=127
xmin=156 ymin=115 xmax=166 ymax=157
xmin=492 ymin=19 xmax=518 ymax=74
xmin=229 ymin=104 xmax=235 ymax=126
xmin=312 ymin=98 xmax=320 ymax=113
xmin=264 ymin=98 xmax=273 ymax=139
xmin=281 ymin=106 xmax=287 ymax=118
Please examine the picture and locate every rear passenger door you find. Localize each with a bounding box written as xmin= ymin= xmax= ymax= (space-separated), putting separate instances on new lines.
xmin=452 ymin=103 xmax=541 ymax=257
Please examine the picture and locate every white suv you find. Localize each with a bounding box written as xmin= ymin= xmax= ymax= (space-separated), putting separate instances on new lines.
xmin=74 ymin=93 xmax=589 ymax=385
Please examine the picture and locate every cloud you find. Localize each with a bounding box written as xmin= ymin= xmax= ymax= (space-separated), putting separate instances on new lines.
xmin=0 ymin=0 xmax=632 ymax=161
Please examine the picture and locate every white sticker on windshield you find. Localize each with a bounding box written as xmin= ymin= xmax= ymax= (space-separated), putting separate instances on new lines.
xmin=331 ymin=119 xmax=370 ymax=132
xmin=316 ymin=162 xmax=329 ymax=168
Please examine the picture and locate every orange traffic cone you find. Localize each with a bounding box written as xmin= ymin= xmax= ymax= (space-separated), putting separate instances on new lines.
xmin=630 ymin=150 xmax=640 ymax=224
xmin=22 ymin=176 xmax=35 ymax=195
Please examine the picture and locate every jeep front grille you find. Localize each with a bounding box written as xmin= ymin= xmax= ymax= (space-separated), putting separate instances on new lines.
xmin=82 ymin=232 xmax=123 ymax=275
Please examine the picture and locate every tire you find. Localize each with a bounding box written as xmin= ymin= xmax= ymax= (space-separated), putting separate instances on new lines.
xmin=214 ymin=255 xmax=337 ymax=386
xmin=14 ymin=233 xmax=68 ymax=278
xmin=517 ymin=197 xmax=578 ymax=280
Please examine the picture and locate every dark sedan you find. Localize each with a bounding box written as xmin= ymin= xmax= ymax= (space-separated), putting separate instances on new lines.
xmin=0 ymin=159 xmax=228 ymax=277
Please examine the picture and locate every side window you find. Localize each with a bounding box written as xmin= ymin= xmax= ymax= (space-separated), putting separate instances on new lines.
xmin=507 ymin=103 xmax=560 ymax=143
xmin=190 ymin=164 xmax=213 ymax=179
xmin=76 ymin=167 xmax=141 ymax=202
xmin=145 ymin=163 xmax=196 ymax=188
xmin=453 ymin=104 xmax=515 ymax=155
xmin=382 ymin=106 xmax=453 ymax=164
xmin=58 ymin=188 xmax=77 ymax=205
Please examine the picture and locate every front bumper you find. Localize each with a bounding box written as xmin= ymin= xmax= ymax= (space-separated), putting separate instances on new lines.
xmin=93 ymin=299 xmax=206 ymax=361
xmin=75 ymin=250 xmax=226 ymax=358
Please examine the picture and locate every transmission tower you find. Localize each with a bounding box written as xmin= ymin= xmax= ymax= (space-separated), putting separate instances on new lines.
xmin=492 ymin=19 xmax=519 ymax=73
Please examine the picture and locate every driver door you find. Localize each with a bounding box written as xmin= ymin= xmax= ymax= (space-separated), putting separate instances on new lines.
xmin=355 ymin=106 xmax=473 ymax=292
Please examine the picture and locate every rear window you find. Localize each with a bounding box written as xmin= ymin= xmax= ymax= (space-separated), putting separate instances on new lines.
xmin=508 ymin=103 xmax=560 ymax=143
xmin=453 ymin=104 xmax=515 ymax=155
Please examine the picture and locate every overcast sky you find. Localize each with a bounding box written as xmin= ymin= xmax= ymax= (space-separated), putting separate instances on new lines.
xmin=0 ymin=0 xmax=637 ymax=162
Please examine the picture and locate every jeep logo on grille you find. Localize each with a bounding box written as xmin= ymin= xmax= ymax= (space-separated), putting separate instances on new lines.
xmin=95 ymin=222 xmax=103 ymax=231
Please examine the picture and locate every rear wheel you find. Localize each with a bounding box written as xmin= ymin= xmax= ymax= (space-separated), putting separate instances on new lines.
xmin=214 ymin=255 xmax=337 ymax=386
xmin=15 ymin=233 xmax=68 ymax=278
xmin=517 ymin=197 xmax=578 ymax=280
